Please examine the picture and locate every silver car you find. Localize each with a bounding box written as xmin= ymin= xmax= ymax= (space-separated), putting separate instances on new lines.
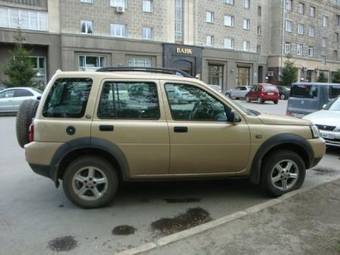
xmin=226 ymin=86 xmax=253 ymax=100
xmin=0 ymin=87 xmax=42 ymax=113
xmin=303 ymin=97 xmax=340 ymax=147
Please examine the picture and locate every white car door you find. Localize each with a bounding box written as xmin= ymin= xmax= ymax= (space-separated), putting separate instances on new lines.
xmin=0 ymin=90 xmax=15 ymax=112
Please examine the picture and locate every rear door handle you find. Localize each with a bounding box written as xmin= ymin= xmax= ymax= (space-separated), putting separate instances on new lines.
xmin=99 ymin=125 xmax=114 ymax=132
xmin=174 ymin=126 xmax=188 ymax=133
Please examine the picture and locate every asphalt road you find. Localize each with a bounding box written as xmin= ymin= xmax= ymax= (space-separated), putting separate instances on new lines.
xmin=0 ymin=103 xmax=339 ymax=254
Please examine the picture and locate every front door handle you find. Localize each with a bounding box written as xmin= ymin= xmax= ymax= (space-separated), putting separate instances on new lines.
xmin=174 ymin=126 xmax=188 ymax=133
xmin=99 ymin=125 xmax=114 ymax=132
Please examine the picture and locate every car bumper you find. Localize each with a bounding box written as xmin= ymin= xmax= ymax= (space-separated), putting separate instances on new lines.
xmin=308 ymin=138 xmax=326 ymax=168
xmin=319 ymin=131 xmax=340 ymax=147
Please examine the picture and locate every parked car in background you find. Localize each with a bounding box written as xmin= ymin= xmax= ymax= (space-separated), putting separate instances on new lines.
xmin=287 ymin=83 xmax=340 ymax=118
xmin=225 ymin=85 xmax=253 ymax=100
xmin=245 ymin=83 xmax=280 ymax=104
xmin=304 ymin=96 xmax=340 ymax=147
xmin=277 ymin=85 xmax=291 ymax=100
xmin=208 ymin=84 xmax=222 ymax=93
xmin=0 ymin=87 xmax=42 ymax=114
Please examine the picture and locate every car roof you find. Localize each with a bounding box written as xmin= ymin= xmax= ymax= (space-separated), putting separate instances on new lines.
xmin=293 ymin=82 xmax=340 ymax=86
xmin=54 ymin=71 xmax=202 ymax=84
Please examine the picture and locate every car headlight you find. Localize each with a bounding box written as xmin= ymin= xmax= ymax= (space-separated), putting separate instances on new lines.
xmin=310 ymin=125 xmax=320 ymax=138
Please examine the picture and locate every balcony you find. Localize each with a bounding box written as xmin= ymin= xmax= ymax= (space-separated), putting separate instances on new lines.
xmin=0 ymin=0 xmax=47 ymax=9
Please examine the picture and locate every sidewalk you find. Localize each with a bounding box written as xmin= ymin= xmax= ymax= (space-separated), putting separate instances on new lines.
xmin=141 ymin=179 xmax=340 ymax=255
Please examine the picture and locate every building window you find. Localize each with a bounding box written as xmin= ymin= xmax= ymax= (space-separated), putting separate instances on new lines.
xmin=80 ymin=0 xmax=93 ymax=3
xmin=175 ymin=0 xmax=183 ymax=42
xmin=142 ymin=27 xmax=153 ymax=40
xmin=224 ymin=15 xmax=235 ymax=27
xmin=322 ymin=16 xmax=328 ymax=27
xmin=237 ymin=66 xmax=250 ymax=85
xmin=110 ymin=0 xmax=127 ymax=8
xmin=297 ymin=44 xmax=303 ymax=55
xmin=284 ymin=42 xmax=291 ymax=54
xmin=206 ymin=35 xmax=214 ymax=46
xmin=206 ymin=11 xmax=214 ymax=23
xmin=208 ymin=64 xmax=224 ymax=87
xmin=285 ymin=0 xmax=292 ymax=11
xmin=310 ymin=6 xmax=315 ymax=17
xmin=143 ymin=0 xmax=153 ymax=12
xmin=308 ymin=47 xmax=314 ymax=57
xmin=127 ymin=56 xmax=153 ymax=67
xmin=285 ymin=20 xmax=293 ymax=32
xmin=298 ymin=2 xmax=305 ymax=15
xmin=258 ymin=6 xmax=262 ymax=16
xmin=79 ymin=56 xmax=105 ymax=71
xmin=297 ymin=24 xmax=304 ymax=34
xmin=334 ymin=50 xmax=338 ymax=60
xmin=257 ymin=25 xmax=262 ymax=35
xmin=337 ymin=15 xmax=340 ymax=26
xmin=336 ymin=32 xmax=339 ymax=43
xmin=224 ymin=38 xmax=234 ymax=49
xmin=81 ymin=20 xmax=93 ymax=34
xmin=243 ymin=19 xmax=250 ymax=30
xmin=257 ymin=44 xmax=261 ymax=53
xmin=0 ymin=7 xmax=48 ymax=31
xmin=225 ymin=0 xmax=234 ymax=5
xmin=111 ymin=24 xmax=127 ymax=37
xmin=308 ymin=26 xmax=315 ymax=37
xmin=244 ymin=0 xmax=250 ymax=9
xmin=243 ymin=41 xmax=250 ymax=51
xmin=322 ymin=38 xmax=327 ymax=48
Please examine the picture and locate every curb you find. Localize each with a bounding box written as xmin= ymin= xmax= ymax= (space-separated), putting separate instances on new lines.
xmin=115 ymin=177 xmax=340 ymax=255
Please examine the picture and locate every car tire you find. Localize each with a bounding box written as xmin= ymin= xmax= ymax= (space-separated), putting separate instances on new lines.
xmin=63 ymin=156 xmax=119 ymax=209
xmin=274 ymin=100 xmax=278 ymax=104
xmin=280 ymin=94 xmax=285 ymax=100
xmin=16 ymin=99 xmax=39 ymax=148
xmin=261 ymin=150 xmax=306 ymax=197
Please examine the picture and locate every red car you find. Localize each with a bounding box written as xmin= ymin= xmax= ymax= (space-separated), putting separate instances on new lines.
xmin=245 ymin=83 xmax=280 ymax=104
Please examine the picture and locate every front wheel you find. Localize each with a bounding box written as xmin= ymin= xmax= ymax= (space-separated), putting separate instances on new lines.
xmin=63 ymin=156 xmax=119 ymax=208
xmin=261 ymin=151 xmax=306 ymax=197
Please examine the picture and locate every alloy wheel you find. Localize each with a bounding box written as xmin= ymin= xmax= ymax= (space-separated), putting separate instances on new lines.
xmin=270 ymin=160 xmax=299 ymax=191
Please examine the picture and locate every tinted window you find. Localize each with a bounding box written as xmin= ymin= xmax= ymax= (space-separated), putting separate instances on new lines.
xmin=98 ymin=81 xmax=160 ymax=120
xmin=14 ymin=89 xmax=33 ymax=97
xmin=329 ymin=85 xmax=340 ymax=99
xmin=291 ymin=85 xmax=318 ymax=98
xmin=43 ymin=78 xmax=92 ymax=118
xmin=262 ymin=85 xmax=278 ymax=92
xmin=165 ymin=83 xmax=231 ymax=121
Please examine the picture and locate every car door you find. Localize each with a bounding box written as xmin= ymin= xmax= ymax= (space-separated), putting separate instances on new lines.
xmin=249 ymin=86 xmax=258 ymax=100
xmin=0 ymin=89 xmax=15 ymax=112
xmin=232 ymin=87 xmax=241 ymax=98
xmin=91 ymin=79 xmax=169 ymax=176
xmin=13 ymin=89 xmax=34 ymax=111
xmin=162 ymin=81 xmax=251 ymax=174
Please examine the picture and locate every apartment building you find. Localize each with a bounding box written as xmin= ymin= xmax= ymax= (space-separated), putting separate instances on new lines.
xmin=0 ymin=0 xmax=339 ymax=90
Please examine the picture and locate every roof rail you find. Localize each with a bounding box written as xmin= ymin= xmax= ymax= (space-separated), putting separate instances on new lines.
xmin=96 ymin=66 xmax=192 ymax=78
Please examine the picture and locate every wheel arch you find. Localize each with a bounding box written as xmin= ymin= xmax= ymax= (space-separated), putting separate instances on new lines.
xmin=51 ymin=137 xmax=129 ymax=187
xmin=250 ymin=133 xmax=313 ymax=184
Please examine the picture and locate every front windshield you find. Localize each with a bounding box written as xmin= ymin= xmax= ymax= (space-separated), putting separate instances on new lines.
xmin=325 ymin=97 xmax=340 ymax=111
xmin=232 ymin=100 xmax=260 ymax=116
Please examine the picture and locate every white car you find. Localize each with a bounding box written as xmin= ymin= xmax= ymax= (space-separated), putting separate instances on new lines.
xmin=303 ymin=97 xmax=340 ymax=147
xmin=0 ymin=87 xmax=42 ymax=114
xmin=226 ymin=86 xmax=253 ymax=100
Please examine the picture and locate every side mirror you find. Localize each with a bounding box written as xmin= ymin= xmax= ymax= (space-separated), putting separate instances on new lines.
xmin=229 ymin=111 xmax=242 ymax=123
xmin=37 ymin=96 xmax=41 ymax=100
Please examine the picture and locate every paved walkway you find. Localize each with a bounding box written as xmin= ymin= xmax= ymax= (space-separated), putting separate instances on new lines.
xmin=142 ymin=179 xmax=340 ymax=255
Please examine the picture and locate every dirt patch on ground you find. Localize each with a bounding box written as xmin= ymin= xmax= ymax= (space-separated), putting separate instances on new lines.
xmin=312 ymin=167 xmax=339 ymax=176
xmin=151 ymin=207 xmax=212 ymax=235
xmin=164 ymin=198 xmax=201 ymax=203
xmin=48 ymin=236 xmax=78 ymax=252
xmin=112 ymin=225 xmax=136 ymax=236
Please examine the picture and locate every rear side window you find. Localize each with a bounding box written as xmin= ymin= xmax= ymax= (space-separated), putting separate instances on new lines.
xmin=14 ymin=89 xmax=33 ymax=97
xmin=43 ymin=78 xmax=92 ymax=118
xmin=329 ymin=85 xmax=340 ymax=99
xmin=263 ymin=86 xmax=278 ymax=93
xmin=290 ymin=85 xmax=318 ymax=98
xmin=97 ymin=81 xmax=160 ymax=120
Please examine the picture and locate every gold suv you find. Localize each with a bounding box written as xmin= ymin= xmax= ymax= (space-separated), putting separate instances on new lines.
xmin=17 ymin=68 xmax=325 ymax=208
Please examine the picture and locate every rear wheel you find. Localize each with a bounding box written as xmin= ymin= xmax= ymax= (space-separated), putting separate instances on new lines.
xmin=63 ymin=156 xmax=119 ymax=208
xmin=274 ymin=100 xmax=278 ymax=104
xmin=280 ymin=94 xmax=286 ymax=100
xmin=261 ymin=151 xmax=306 ymax=197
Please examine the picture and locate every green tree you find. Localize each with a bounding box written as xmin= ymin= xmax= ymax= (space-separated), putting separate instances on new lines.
xmin=280 ymin=59 xmax=298 ymax=86
xmin=3 ymin=30 xmax=36 ymax=87
xmin=332 ymin=70 xmax=340 ymax=83
xmin=317 ymin=72 xmax=328 ymax=83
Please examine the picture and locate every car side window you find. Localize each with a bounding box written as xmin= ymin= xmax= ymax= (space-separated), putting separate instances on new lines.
xmin=43 ymin=78 xmax=92 ymax=118
xmin=14 ymin=89 xmax=33 ymax=97
xmin=0 ymin=90 xmax=15 ymax=98
xmin=97 ymin=81 xmax=160 ymax=120
xmin=165 ymin=83 xmax=231 ymax=122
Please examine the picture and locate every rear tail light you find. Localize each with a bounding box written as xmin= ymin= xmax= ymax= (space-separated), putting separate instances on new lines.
xmin=28 ymin=124 xmax=34 ymax=143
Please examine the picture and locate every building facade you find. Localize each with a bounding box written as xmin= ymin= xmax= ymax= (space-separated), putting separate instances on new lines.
xmin=0 ymin=0 xmax=340 ymax=90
